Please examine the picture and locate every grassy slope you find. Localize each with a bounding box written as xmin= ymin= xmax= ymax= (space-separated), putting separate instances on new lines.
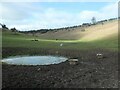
xmin=2 ymin=20 xmax=118 ymax=51
xmin=35 ymin=20 xmax=118 ymax=41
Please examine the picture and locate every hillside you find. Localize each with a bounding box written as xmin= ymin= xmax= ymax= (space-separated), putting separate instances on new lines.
xmin=2 ymin=20 xmax=118 ymax=51
xmin=34 ymin=20 xmax=118 ymax=41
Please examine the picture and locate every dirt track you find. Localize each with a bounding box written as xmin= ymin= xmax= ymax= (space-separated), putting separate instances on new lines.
xmin=2 ymin=50 xmax=119 ymax=88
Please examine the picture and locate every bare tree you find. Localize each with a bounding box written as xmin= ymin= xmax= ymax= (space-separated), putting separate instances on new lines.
xmin=91 ymin=17 xmax=96 ymax=24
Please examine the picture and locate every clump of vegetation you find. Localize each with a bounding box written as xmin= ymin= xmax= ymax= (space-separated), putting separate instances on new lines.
xmin=0 ymin=23 xmax=9 ymax=30
xmin=10 ymin=27 xmax=18 ymax=34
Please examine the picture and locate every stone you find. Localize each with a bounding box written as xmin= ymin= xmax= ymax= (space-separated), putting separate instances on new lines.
xmin=96 ymin=53 xmax=104 ymax=59
xmin=68 ymin=58 xmax=78 ymax=65
xmin=37 ymin=68 xmax=41 ymax=71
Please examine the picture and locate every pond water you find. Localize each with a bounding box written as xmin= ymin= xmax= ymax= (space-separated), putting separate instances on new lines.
xmin=1 ymin=56 xmax=68 ymax=65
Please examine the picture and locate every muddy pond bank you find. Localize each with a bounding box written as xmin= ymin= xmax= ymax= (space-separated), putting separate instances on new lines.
xmin=2 ymin=50 xmax=119 ymax=88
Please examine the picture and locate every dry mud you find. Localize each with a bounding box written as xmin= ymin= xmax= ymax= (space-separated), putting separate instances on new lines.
xmin=2 ymin=50 xmax=119 ymax=89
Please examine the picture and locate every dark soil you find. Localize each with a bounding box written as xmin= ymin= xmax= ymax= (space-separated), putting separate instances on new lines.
xmin=2 ymin=49 xmax=119 ymax=88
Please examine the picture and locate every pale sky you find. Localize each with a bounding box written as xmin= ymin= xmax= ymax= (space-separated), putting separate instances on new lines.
xmin=0 ymin=1 xmax=119 ymax=31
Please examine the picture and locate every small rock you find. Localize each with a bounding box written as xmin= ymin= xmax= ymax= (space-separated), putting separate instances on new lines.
xmin=56 ymin=51 xmax=58 ymax=54
xmin=60 ymin=43 xmax=63 ymax=46
xmin=68 ymin=58 xmax=78 ymax=65
xmin=96 ymin=53 xmax=104 ymax=59
xmin=37 ymin=68 xmax=41 ymax=71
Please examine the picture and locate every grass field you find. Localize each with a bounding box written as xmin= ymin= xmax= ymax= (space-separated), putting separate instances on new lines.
xmin=2 ymin=20 xmax=118 ymax=58
xmin=2 ymin=21 xmax=118 ymax=48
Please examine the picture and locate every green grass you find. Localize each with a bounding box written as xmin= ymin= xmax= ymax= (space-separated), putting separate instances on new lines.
xmin=2 ymin=30 xmax=118 ymax=51
xmin=2 ymin=30 xmax=118 ymax=58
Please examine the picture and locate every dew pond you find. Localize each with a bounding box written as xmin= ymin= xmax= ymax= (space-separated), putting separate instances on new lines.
xmin=1 ymin=56 xmax=68 ymax=65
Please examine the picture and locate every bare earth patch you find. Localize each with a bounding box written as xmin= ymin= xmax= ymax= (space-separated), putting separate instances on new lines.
xmin=2 ymin=50 xmax=118 ymax=88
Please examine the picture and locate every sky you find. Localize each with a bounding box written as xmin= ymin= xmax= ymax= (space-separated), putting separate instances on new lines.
xmin=0 ymin=1 xmax=119 ymax=31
